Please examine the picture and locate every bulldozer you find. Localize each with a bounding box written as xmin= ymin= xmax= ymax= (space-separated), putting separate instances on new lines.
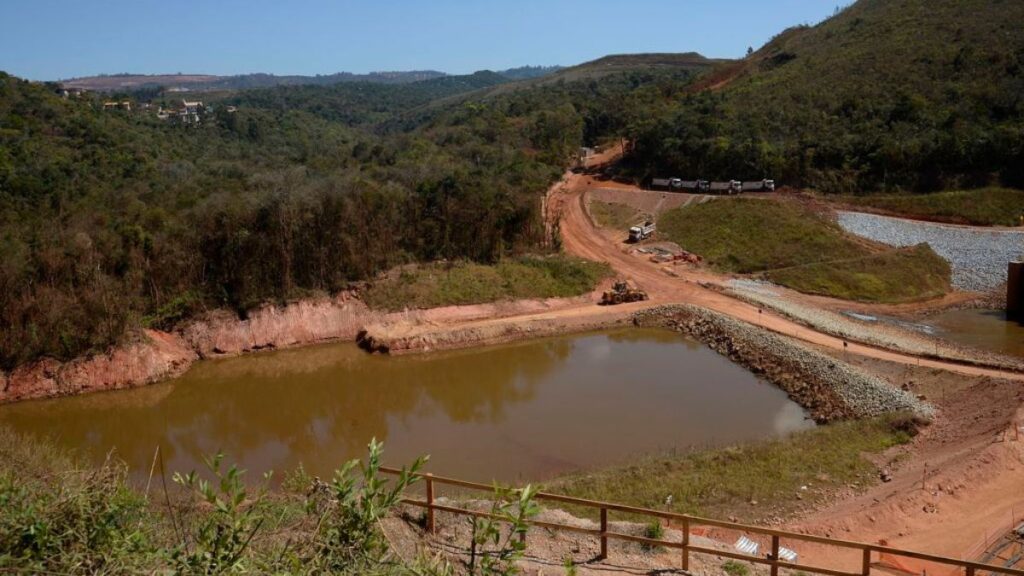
xmin=600 ymin=280 xmax=649 ymax=306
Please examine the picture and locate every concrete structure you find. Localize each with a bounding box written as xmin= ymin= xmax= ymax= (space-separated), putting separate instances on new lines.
xmin=1008 ymin=262 xmax=1024 ymax=320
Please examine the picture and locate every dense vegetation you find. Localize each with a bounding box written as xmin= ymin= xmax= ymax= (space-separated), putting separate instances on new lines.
xmin=625 ymin=0 xmax=1024 ymax=193
xmin=4 ymin=0 xmax=1024 ymax=370
xmin=221 ymin=71 xmax=513 ymax=127
xmin=837 ymin=188 xmax=1024 ymax=226
xmin=0 ymin=66 xmax=699 ymax=369
xmin=362 ymin=256 xmax=610 ymax=311
xmin=659 ymin=198 xmax=951 ymax=302
xmin=0 ymin=427 xmax=543 ymax=575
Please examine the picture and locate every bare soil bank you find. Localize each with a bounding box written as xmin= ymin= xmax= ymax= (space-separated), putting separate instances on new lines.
xmin=0 ymin=292 xmax=596 ymax=404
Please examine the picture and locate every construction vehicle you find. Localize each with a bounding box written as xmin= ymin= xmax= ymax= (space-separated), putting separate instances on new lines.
xmin=600 ymin=280 xmax=649 ymax=305
xmin=709 ymin=180 xmax=743 ymax=195
xmin=741 ymin=179 xmax=776 ymax=192
xmin=628 ymin=220 xmax=656 ymax=242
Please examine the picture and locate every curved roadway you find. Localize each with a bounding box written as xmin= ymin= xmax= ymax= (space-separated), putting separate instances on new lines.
xmin=555 ymin=172 xmax=1024 ymax=382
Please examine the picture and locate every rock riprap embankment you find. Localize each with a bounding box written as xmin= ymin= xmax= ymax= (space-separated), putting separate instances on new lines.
xmin=636 ymin=305 xmax=933 ymax=422
xmin=836 ymin=211 xmax=1023 ymax=292
xmin=725 ymin=280 xmax=1024 ymax=371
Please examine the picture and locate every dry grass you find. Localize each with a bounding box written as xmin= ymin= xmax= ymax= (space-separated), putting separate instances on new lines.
xmin=589 ymin=200 xmax=646 ymax=230
xmin=546 ymin=415 xmax=917 ymax=523
xmin=766 ymin=244 xmax=951 ymax=303
xmin=660 ymin=198 xmax=951 ymax=302
xmin=838 ymin=188 xmax=1024 ymax=227
xmin=362 ymin=256 xmax=611 ymax=311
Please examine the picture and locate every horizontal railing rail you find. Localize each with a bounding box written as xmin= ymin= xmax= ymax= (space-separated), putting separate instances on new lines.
xmin=380 ymin=466 xmax=1022 ymax=576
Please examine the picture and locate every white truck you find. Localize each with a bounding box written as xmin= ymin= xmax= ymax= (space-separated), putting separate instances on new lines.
xmin=628 ymin=220 xmax=656 ymax=243
xmin=709 ymin=180 xmax=743 ymax=195
xmin=741 ymin=179 xmax=776 ymax=192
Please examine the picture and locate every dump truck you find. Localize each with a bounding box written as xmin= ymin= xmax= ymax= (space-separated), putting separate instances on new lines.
xmin=709 ymin=180 xmax=743 ymax=195
xmin=628 ymin=220 xmax=656 ymax=242
xmin=741 ymin=179 xmax=776 ymax=192
xmin=651 ymin=177 xmax=673 ymax=189
xmin=600 ymin=280 xmax=649 ymax=306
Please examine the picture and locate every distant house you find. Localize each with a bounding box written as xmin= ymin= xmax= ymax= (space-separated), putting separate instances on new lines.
xmin=57 ymin=87 xmax=86 ymax=99
xmin=180 ymin=100 xmax=203 ymax=124
xmin=102 ymin=101 xmax=132 ymax=111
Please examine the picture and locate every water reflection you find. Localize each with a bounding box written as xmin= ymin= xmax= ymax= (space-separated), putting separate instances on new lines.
xmin=928 ymin=309 xmax=1024 ymax=358
xmin=0 ymin=329 xmax=813 ymax=483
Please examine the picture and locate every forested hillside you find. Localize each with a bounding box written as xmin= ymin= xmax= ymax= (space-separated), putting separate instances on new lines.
xmin=0 ymin=67 xmax=698 ymax=369
xmin=4 ymin=0 xmax=1024 ymax=371
xmin=627 ymin=0 xmax=1024 ymax=192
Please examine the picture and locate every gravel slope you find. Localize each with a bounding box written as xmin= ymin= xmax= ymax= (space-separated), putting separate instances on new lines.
xmin=836 ymin=211 xmax=1023 ymax=291
xmin=636 ymin=304 xmax=933 ymax=422
xmin=725 ymin=280 xmax=1024 ymax=372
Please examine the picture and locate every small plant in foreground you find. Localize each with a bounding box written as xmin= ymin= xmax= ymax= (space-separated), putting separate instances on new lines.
xmin=468 ymin=483 xmax=540 ymax=575
xmin=306 ymin=437 xmax=427 ymax=572
xmin=172 ymin=452 xmax=270 ymax=574
xmin=641 ymin=520 xmax=665 ymax=551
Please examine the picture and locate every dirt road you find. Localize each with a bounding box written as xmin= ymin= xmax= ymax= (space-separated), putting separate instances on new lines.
xmin=552 ymin=169 xmax=1024 ymax=382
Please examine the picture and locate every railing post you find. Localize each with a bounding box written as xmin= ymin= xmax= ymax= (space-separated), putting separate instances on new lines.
xmin=966 ymin=567 xmax=975 ymax=576
xmin=862 ymin=547 xmax=871 ymax=576
xmin=681 ymin=516 xmax=690 ymax=572
xmin=599 ymin=507 xmax=608 ymax=559
xmin=425 ymin=474 xmax=435 ymax=534
xmin=770 ymin=535 xmax=780 ymax=576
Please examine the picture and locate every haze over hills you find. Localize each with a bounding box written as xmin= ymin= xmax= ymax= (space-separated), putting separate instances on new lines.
xmin=60 ymin=66 xmax=563 ymax=92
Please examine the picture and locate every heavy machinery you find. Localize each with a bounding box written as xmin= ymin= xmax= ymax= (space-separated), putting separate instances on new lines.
xmin=600 ymin=280 xmax=649 ymax=305
xmin=628 ymin=220 xmax=656 ymax=242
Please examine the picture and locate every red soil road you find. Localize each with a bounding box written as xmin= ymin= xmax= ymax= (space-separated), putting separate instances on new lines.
xmin=553 ymin=169 xmax=1024 ymax=382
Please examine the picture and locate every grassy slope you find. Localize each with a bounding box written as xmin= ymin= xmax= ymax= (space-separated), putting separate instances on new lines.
xmin=839 ymin=188 xmax=1024 ymax=226
xmin=589 ymin=200 xmax=645 ymax=230
xmin=729 ymin=0 xmax=1024 ymax=130
xmin=548 ymin=415 xmax=916 ymax=523
xmin=659 ymin=198 xmax=950 ymax=302
xmin=767 ymin=245 xmax=951 ymax=303
xmin=659 ymin=199 xmax=865 ymax=273
xmin=362 ymin=256 xmax=611 ymax=311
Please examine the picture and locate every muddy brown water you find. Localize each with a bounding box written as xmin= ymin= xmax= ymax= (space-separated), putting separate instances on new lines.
xmin=927 ymin=309 xmax=1024 ymax=358
xmin=0 ymin=329 xmax=813 ymax=483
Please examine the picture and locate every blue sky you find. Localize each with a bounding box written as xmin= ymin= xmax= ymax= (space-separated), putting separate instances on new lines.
xmin=1 ymin=1 xmax=840 ymax=80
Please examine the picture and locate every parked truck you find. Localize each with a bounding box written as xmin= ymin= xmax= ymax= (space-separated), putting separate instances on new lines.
xmin=709 ymin=180 xmax=742 ymax=195
xmin=654 ymin=177 xmax=768 ymax=194
xmin=741 ymin=179 xmax=776 ymax=192
xmin=628 ymin=220 xmax=656 ymax=242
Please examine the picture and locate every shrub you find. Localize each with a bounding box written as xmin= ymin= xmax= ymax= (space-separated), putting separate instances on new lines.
xmin=723 ymin=559 xmax=750 ymax=576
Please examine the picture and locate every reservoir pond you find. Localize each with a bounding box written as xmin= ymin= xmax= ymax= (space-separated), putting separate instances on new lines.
xmin=0 ymin=329 xmax=813 ymax=483
xmin=927 ymin=309 xmax=1024 ymax=358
